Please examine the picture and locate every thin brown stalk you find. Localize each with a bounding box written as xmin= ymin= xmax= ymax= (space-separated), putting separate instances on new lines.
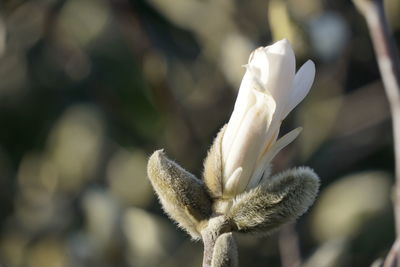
xmin=352 ymin=0 xmax=400 ymax=265
xmin=383 ymin=238 xmax=400 ymax=267
xmin=201 ymin=216 xmax=236 ymax=267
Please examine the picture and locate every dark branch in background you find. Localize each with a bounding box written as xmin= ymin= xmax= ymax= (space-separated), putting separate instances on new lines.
xmin=352 ymin=0 xmax=400 ymax=266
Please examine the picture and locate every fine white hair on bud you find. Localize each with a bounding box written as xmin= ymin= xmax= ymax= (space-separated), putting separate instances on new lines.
xmin=219 ymin=39 xmax=316 ymax=198
xmin=147 ymin=39 xmax=320 ymax=267
xmin=147 ymin=150 xmax=212 ymax=239
xmin=227 ymin=167 xmax=320 ymax=234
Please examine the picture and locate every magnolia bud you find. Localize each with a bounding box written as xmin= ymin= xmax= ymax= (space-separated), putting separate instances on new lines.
xmin=147 ymin=150 xmax=212 ymax=239
xmin=227 ymin=167 xmax=320 ymax=234
xmin=204 ymin=39 xmax=316 ymax=199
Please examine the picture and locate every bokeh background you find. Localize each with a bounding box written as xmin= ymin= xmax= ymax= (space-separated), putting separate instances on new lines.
xmin=1 ymin=0 xmax=400 ymax=266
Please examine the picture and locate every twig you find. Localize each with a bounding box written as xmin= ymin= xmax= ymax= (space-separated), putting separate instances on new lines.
xmin=352 ymin=0 xmax=400 ymax=265
xmin=200 ymin=216 xmax=232 ymax=267
xmin=202 ymin=228 xmax=219 ymax=267
xmin=383 ymin=238 xmax=400 ymax=267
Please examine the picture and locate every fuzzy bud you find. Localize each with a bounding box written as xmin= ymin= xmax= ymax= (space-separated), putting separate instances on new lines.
xmin=227 ymin=167 xmax=319 ymax=234
xmin=203 ymin=125 xmax=226 ymax=199
xmin=203 ymin=39 xmax=315 ymax=199
xmin=147 ymin=150 xmax=212 ymax=239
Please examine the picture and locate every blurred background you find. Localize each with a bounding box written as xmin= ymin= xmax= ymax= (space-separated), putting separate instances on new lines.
xmin=0 ymin=0 xmax=400 ymax=266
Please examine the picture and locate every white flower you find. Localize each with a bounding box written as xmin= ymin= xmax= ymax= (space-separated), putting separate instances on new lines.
xmin=221 ymin=39 xmax=315 ymax=197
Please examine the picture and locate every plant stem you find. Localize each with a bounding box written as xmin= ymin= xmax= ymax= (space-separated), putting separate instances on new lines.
xmin=383 ymin=238 xmax=400 ymax=267
xmin=202 ymin=227 xmax=219 ymax=267
xmin=353 ymin=0 xmax=400 ymax=265
xmin=201 ymin=216 xmax=232 ymax=267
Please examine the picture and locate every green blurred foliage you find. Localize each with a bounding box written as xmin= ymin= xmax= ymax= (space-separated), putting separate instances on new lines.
xmin=0 ymin=0 xmax=399 ymax=266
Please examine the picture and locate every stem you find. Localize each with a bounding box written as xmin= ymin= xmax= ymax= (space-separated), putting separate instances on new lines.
xmin=383 ymin=238 xmax=400 ymax=267
xmin=201 ymin=216 xmax=232 ymax=267
xmin=365 ymin=1 xmax=400 ymax=211
xmin=202 ymin=227 xmax=219 ymax=267
xmin=353 ymin=0 xmax=400 ymax=265
xmin=212 ymin=233 xmax=238 ymax=267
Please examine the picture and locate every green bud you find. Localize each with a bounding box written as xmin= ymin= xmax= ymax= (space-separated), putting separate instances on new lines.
xmin=147 ymin=150 xmax=212 ymax=239
xmin=227 ymin=167 xmax=319 ymax=234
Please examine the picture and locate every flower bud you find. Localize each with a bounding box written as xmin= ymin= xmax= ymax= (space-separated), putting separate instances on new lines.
xmin=227 ymin=167 xmax=320 ymax=234
xmin=147 ymin=150 xmax=212 ymax=239
xmin=211 ymin=39 xmax=316 ymax=198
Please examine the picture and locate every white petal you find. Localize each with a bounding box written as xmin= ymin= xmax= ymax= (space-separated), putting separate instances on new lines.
xmin=262 ymin=40 xmax=296 ymax=118
xmin=248 ymin=47 xmax=269 ymax=84
xmin=246 ymin=128 xmax=279 ymax=190
xmin=245 ymin=127 xmax=302 ymax=191
xmin=282 ymin=60 xmax=315 ymax=118
xmin=256 ymin=126 xmax=280 ymax=164
xmin=246 ymin=163 xmax=271 ymax=191
xmin=258 ymin=166 xmax=273 ymax=186
xmin=222 ymin=84 xmax=256 ymax=161
xmin=249 ymin=40 xmax=297 ymax=157
xmin=267 ymin=39 xmax=291 ymax=55
xmin=257 ymin=119 xmax=281 ymax=162
xmin=223 ymin=91 xmax=275 ymax=193
xmin=266 ymin=127 xmax=302 ymax=161
xmin=223 ymin=167 xmax=243 ymax=197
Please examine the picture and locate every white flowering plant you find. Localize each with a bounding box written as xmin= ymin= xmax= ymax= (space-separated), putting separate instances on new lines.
xmin=147 ymin=39 xmax=320 ymax=267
